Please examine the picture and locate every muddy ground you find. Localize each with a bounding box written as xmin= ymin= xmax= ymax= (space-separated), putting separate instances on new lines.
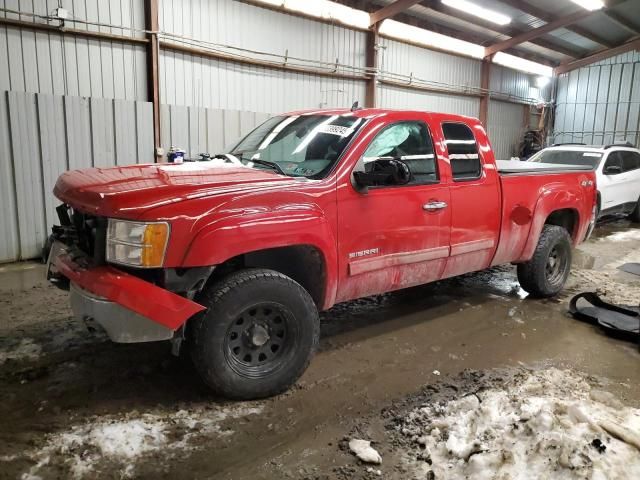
xmin=1 ymin=220 xmax=639 ymax=479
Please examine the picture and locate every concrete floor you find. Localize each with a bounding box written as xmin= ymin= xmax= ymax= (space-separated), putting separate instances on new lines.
xmin=0 ymin=220 xmax=639 ymax=479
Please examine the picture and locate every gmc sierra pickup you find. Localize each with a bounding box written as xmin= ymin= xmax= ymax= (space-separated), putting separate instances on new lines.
xmin=47 ymin=109 xmax=597 ymax=399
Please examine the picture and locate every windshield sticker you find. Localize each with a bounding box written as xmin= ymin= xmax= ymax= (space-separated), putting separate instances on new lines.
xmin=318 ymin=125 xmax=353 ymax=137
xmin=583 ymin=153 xmax=602 ymax=157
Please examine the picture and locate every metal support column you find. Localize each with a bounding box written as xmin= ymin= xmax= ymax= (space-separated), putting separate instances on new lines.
xmin=145 ymin=0 xmax=161 ymax=159
xmin=365 ymin=22 xmax=379 ymax=108
xmin=479 ymin=57 xmax=491 ymax=126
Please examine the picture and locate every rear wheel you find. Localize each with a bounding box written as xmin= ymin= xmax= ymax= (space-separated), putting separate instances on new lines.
xmin=517 ymin=225 xmax=572 ymax=298
xmin=189 ymin=268 xmax=319 ymax=400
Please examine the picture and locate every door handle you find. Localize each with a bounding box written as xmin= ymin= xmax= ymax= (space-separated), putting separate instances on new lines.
xmin=423 ymin=201 xmax=448 ymax=211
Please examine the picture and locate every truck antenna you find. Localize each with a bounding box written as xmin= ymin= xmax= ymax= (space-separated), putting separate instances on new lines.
xmin=351 ymin=101 xmax=361 ymax=112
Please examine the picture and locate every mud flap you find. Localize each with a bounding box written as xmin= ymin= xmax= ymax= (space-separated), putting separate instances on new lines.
xmin=569 ymin=292 xmax=639 ymax=347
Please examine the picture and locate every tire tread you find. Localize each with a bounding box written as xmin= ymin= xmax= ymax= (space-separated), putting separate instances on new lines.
xmin=517 ymin=225 xmax=571 ymax=298
xmin=189 ymin=268 xmax=319 ymax=399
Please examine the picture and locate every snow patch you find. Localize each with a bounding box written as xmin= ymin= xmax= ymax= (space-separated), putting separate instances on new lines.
xmin=397 ymin=368 xmax=640 ymax=479
xmin=0 ymin=338 xmax=42 ymax=365
xmin=23 ymin=405 xmax=263 ymax=479
xmin=349 ymin=439 xmax=382 ymax=464
xmin=600 ymin=230 xmax=640 ymax=243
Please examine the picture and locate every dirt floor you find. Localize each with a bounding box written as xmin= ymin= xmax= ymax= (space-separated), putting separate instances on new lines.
xmin=1 ymin=219 xmax=639 ymax=479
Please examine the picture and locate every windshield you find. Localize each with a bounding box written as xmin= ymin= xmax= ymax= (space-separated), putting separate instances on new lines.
xmin=528 ymin=149 xmax=602 ymax=168
xmin=229 ymin=114 xmax=365 ymax=178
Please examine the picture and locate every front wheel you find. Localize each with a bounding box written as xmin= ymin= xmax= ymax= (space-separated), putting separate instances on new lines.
xmin=517 ymin=225 xmax=572 ymax=298
xmin=189 ymin=268 xmax=319 ymax=400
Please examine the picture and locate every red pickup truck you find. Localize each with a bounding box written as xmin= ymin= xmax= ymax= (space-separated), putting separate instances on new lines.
xmin=47 ymin=109 xmax=597 ymax=399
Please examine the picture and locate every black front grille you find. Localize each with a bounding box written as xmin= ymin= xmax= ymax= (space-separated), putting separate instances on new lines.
xmin=53 ymin=204 xmax=107 ymax=264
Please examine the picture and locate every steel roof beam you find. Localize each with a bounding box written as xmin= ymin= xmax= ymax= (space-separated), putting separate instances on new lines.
xmin=485 ymin=9 xmax=595 ymax=56
xmin=604 ymin=11 xmax=640 ymax=37
xmin=555 ymin=37 xmax=640 ymax=74
xmin=420 ymin=0 xmax=583 ymax=58
xmin=496 ymin=0 xmax=615 ymax=48
xmin=369 ymin=0 xmax=423 ymax=26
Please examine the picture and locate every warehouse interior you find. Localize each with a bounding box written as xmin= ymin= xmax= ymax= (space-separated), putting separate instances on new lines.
xmin=1 ymin=0 xmax=640 ymax=478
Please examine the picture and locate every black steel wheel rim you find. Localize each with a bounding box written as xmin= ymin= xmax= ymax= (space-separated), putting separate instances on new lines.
xmin=223 ymin=303 xmax=295 ymax=379
xmin=545 ymin=245 xmax=569 ymax=284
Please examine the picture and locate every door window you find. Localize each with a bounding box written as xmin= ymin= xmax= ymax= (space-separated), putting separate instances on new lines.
xmin=604 ymin=152 xmax=623 ymax=174
xmin=360 ymin=121 xmax=437 ymax=185
xmin=621 ymin=151 xmax=640 ymax=172
xmin=442 ymin=123 xmax=481 ymax=181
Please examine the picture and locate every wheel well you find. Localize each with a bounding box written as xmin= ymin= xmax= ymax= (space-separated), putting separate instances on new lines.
xmin=207 ymin=245 xmax=326 ymax=307
xmin=545 ymin=209 xmax=578 ymax=240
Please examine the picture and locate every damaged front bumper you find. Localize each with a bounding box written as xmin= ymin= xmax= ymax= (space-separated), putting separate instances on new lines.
xmin=47 ymin=242 xmax=206 ymax=343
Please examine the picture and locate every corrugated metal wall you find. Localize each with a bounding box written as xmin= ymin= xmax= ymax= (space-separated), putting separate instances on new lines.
xmin=378 ymin=85 xmax=480 ymax=117
xmin=0 ymin=90 xmax=153 ymax=261
xmin=490 ymin=65 xmax=551 ymax=103
xmin=160 ymin=104 xmax=271 ymax=157
xmin=0 ymin=0 xmax=147 ymax=100
xmin=158 ymin=0 xmax=367 ymax=112
xmin=379 ymin=38 xmax=481 ymax=89
xmin=159 ymin=52 xmax=367 ymax=112
xmin=488 ymin=100 xmax=526 ymax=159
xmin=377 ymin=37 xmax=480 ymax=117
xmin=553 ymin=52 xmax=640 ymax=146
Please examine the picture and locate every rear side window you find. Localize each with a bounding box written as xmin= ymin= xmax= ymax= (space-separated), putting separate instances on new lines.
xmin=442 ymin=123 xmax=481 ymax=181
xmin=622 ymin=151 xmax=640 ymax=172
xmin=604 ymin=152 xmax=623 ymax=173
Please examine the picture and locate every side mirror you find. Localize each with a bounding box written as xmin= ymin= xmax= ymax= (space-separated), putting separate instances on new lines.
xmin=353 ymin=158 xmax=411 ymax=192
xmin=604 ymin=165 xmax=622 ymax=175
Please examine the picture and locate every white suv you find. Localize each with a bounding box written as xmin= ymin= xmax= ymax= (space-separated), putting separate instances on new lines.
xmin=528 ymin=143 xmax=640 ymax=222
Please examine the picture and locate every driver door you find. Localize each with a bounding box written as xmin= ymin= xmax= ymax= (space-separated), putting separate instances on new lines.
xmin=335 ymin=119 xmax=451 ymax=303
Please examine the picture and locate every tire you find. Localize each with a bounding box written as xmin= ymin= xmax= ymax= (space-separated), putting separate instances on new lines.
xmin=629 ymin=197 xmax=640 ymax=223
xmin=517 ymin=225 xmax=572 ymax=298
xmin=189 ymin=268 xmax=319 ymax=400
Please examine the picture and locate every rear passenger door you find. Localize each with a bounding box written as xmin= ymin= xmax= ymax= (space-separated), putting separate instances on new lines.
xmin=600 ymin=151 xmax=639 ymax=209
xmin=439 ymin=122 xmax=501 ymax=279
xmin=621 ymin=151 xmax=640 ymax=207
xmin=600 ymin=152 xmax=624 ymax=209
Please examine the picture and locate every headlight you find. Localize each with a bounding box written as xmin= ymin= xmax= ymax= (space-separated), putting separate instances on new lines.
xmin=106 ymin=219 xmax=169 ymax=267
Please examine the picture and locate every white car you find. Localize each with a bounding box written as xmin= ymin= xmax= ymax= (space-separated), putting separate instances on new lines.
xmin=528 ymin=143 xmax=640 ymax=222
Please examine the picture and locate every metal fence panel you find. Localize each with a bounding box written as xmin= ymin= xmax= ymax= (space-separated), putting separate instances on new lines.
xmin=7 ymin=91 xmax=47 ymax=259
xmin=37 ymin=93 xmax=68 ymax=232
xmin=90 ymin=98 xmax=117 ymax=168
xmin=0 ymin=90 xmax=155 ymax=263
xmin=64 ymin=96 xmax=93 ymax=170
xmin=159 ymin=103 xmax=272 ymax=157
xmin=0 ymin=92 xmax=20 ymax=262
xmin=114 ymin=99 xmax=138 ymax=166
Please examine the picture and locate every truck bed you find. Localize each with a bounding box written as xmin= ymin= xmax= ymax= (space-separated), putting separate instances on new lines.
xmin=491 ymin=167 xmax=595 ymax=267
xmin=496 ymin=160 xmax=594 ymax=175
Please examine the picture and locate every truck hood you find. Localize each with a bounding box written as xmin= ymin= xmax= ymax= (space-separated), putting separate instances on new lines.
xmin=53 ymin=162 xmax=303 ymax=218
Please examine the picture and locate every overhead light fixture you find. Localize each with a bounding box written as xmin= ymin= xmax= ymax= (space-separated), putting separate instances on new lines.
xmin=442 ymin=0 xmax=511 ymax=25
xmin=568 ymin=0 xmax=604 ymax=11
xmin=379 ymin=20 xmax=485 ymax=59
xmin=251 ymin=0 xmax=370 ymax=29
xmin=493 ymin=52 xmax=553 ymax=77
